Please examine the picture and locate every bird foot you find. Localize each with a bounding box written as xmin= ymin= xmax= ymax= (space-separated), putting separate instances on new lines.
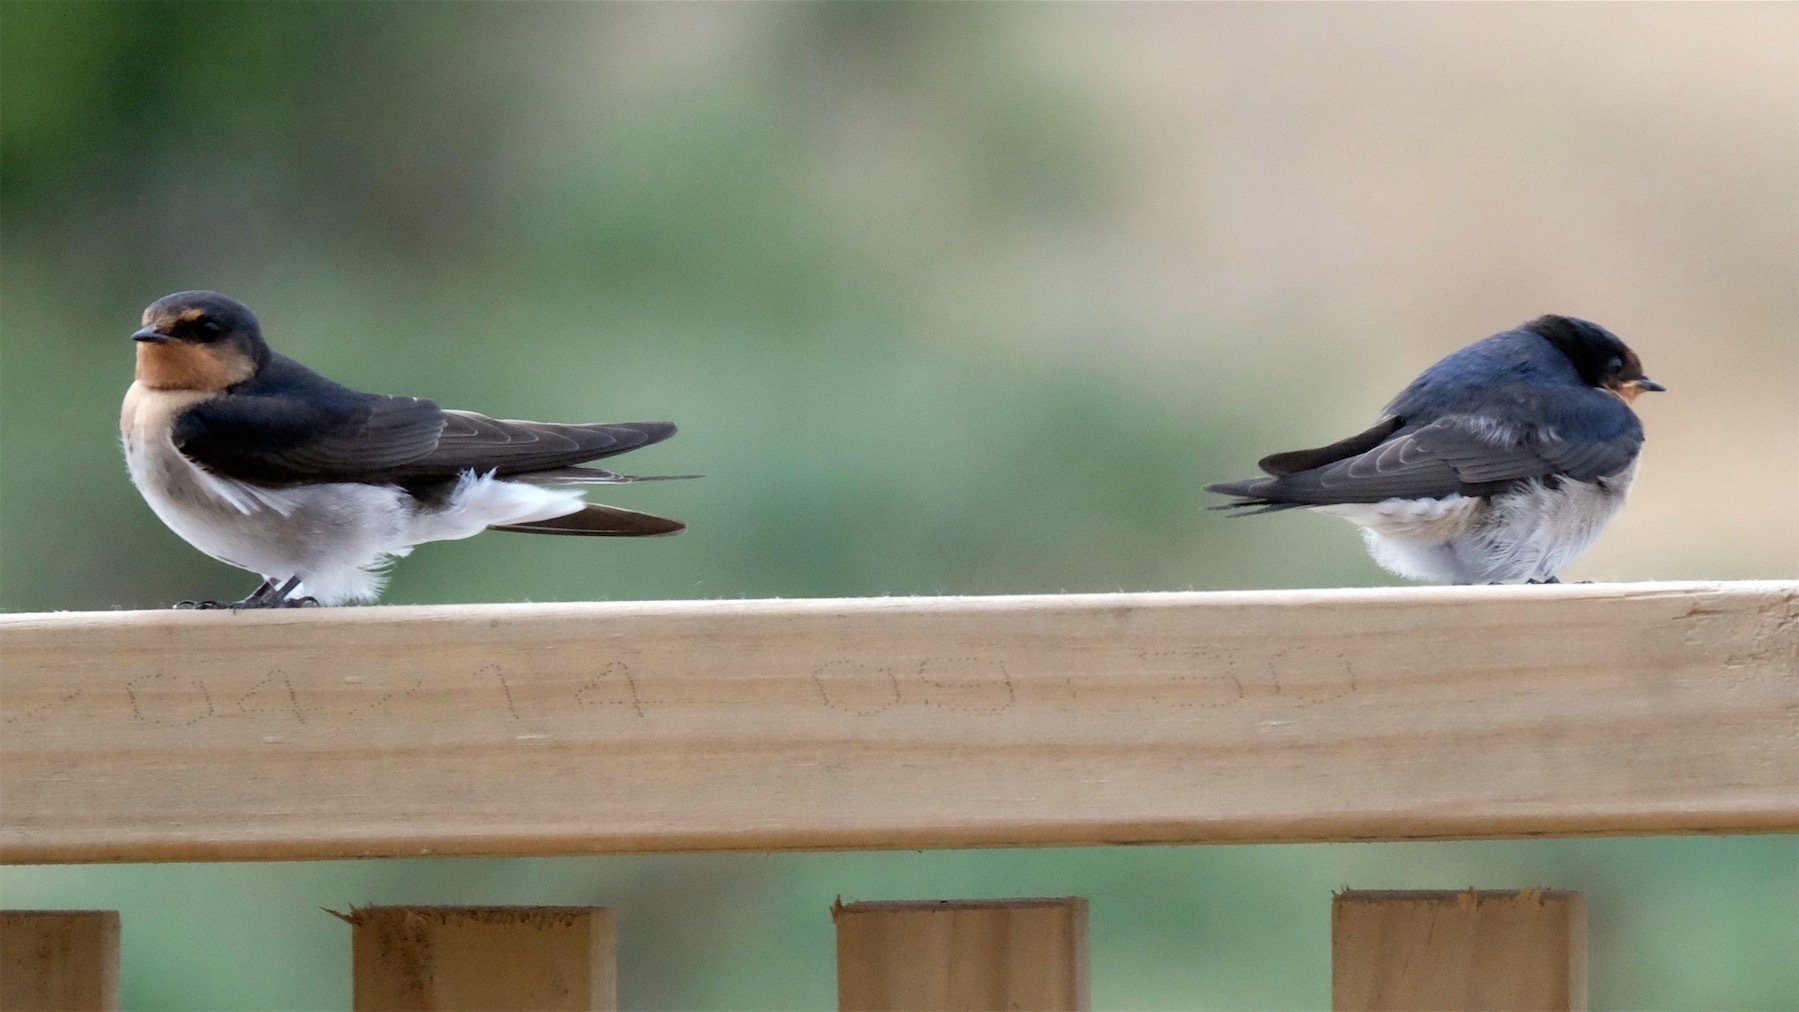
xmin=174 ymin=579 xmax=317 ymax=610
xmin=223 ymin=576 xmax=308 ymax=609
xmin=230 ymin=593 xmax=319 ymax=610
xmin=174 ymin=595 xmax=288 ymax=610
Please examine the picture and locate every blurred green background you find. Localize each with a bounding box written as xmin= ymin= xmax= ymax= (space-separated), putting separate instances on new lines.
xmin=2 ymin=3 xmax=1795 ymax=1008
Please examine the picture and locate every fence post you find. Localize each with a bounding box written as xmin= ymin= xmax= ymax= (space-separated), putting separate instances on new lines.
xmin=834 ymin=898 xmax=1089 ymax=1011
xmin=345 ymin=906 xmax=615 ymax=1012
xmin=0 ymin=910 xmax=120 ymax=1012
xmin=1332 ymin=889 xmax=1586 ymax=1011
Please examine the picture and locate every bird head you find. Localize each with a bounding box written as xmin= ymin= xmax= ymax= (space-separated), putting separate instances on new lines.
xmin=1525 ymin=315 xmax=1665 ymax=403
xmin=131 ymin=291 xmax=271 ymax=392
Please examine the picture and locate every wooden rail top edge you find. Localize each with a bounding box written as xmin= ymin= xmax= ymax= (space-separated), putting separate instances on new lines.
xmin=3 ymin=580 xmax=1795 ymax=863
xmin=4 ymin=579 xmax=1794 ymax=629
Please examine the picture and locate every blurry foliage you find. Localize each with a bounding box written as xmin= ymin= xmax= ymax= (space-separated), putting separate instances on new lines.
xmin=1 ymin=3 xmax=1795 ymax=1009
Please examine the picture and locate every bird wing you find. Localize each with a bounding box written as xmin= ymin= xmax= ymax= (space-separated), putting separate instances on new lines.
xmin=386 ymin=412 xmax=677 ymax=481
xmin=171 ymin=380 xmax=448 ymax=486
xmin=1256 ymin=417 xmax=1403 ymax=476
xmin=1210 ymin=386 xmax=1643 ymax=507
xmin=171 ymin=354 xmax=677 ymax=487
xmin=1239 ymin=418 xmax=1640 ymax=506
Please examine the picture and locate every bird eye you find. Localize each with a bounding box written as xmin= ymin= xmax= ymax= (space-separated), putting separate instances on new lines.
xmin=1605 ymin=355 xmax=1623 ymax=374
xmin=197 ymin=319 xmax=223 ymax=339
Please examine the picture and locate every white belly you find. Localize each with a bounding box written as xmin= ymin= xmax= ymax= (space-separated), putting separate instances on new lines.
xmin=123 ymin=433 xmax=415 ymax=603
xmin=1316 ymin=465 xmax=1638 ymax=584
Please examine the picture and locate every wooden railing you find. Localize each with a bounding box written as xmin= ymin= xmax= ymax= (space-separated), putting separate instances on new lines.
xmin=3 ymin=581 xmax=1794 ymax=1008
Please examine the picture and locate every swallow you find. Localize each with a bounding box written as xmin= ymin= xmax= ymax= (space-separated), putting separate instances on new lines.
xmin=1207 ymin=315 xmax=1663 ymax=584
xmin=121 ymin=290 xmax=690 ymax=608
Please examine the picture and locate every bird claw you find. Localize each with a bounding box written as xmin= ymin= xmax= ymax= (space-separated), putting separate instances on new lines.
xmin=174 ymin=597 xmax=277 ymax=610
xmin=230 ymin=594 xmax=319 ymax=610
xmin=173 ymin=589 xmax=318 ymax=611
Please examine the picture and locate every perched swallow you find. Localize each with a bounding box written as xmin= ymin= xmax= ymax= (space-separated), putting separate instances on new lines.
xmin=121 ymin=291 xmax=689 ymax=608
xmin=1208 ymin=315 xmax=1663 ymax=584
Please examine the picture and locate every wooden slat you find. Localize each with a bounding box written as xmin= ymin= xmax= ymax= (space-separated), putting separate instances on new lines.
xmin=1333 ymin=889 xmax=1586 ymax=1011
xmin=0 ymin=911 xmax=121 ymax=1011
xmin=834 ymin=898 xmax=1089 ymax=1011
xmin=1 ymin=581 xmax=1794 ymax=863
xmin=346 ymin=906 xmax=614 ymax=1011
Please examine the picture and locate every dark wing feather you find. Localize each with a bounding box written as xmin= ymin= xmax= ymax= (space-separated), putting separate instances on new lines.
xmin=1210 ymin=386 xmax=1643 ymax=509
xmin=1256 ymin=417 xmax=1403 ymax=476
xmin=385 ymin=413 xmax=676 ymax=481
xmin=1261 ymin=420 xmax=1525 ymax=504
xmin=173 ymin=354 xmax=680 ymax=487
xmin=172 ymin=355 xmax=447 ymax=485
xmin=513 ymin=466 xmax=700 ymax=485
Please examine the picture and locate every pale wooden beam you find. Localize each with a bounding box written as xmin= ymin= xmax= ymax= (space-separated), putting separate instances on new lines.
xmin=835 ymin=898 xmax=1089 ymax=1011
xmin=0 ymin=911 xmax=121 ymax=1011
xmin=345 ymin=906 xmax=614 ymax=1012
xmin=1333 ymin=889 xmax=1586 ymax=1011
xmin=2 ymin=582 xmax=1794 ymax=863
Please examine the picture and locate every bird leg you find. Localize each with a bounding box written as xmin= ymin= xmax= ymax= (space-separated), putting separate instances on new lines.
xmin=242 ymin=575 xmax=306 ymax=609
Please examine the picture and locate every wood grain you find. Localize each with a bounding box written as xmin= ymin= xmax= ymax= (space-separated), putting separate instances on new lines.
xmin=1333 ymin=889 xmax=1586 ymax=1011
xmin=1 ymin=581 xmax=1794 ymax=863
xmin=0 ymin=911 xmax=121 ymax=1011
xmin=835 ymin=898 xmax=1089 ymax=1011
xmin=347 ymin=906 xmax=614 ymax=1011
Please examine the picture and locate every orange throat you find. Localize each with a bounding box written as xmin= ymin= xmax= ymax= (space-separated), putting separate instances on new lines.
xmin=134 ymin=342 xmax=254 ymax=392
xmin=1604 ymin=379 xmax=1643 ymax=404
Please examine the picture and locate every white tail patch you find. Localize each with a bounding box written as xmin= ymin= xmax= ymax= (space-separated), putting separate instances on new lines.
xmin=412 ymin=470 xmax=585 ymax=543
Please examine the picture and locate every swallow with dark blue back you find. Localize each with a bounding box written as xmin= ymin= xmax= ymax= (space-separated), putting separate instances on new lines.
xmin=1207 ymin=315 xmax=1663 ymax=584
xmin=121 ymin=291 xmax=690 ymax=608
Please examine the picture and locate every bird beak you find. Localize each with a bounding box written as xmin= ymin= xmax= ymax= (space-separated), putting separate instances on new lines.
xmin=132 ymin=327 xmax=172 ymax=344
xmin=1633 ymin=377 xmax=1666 ymax=393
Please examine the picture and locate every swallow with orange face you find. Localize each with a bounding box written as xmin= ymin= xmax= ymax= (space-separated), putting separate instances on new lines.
xmin=121 ymin=290 xmax=689 ymax=608
xmin=1208 ymin=315 xmax=1663 ymax=584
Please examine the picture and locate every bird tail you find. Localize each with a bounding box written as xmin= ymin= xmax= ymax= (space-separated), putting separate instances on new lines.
xmin=1204 ymin=478 xmax=1306 ymax=515
xmin=490 ymin=503 xmax=686 ymax=537
xmin=513 ymin=466 xmax=702 ymax=485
